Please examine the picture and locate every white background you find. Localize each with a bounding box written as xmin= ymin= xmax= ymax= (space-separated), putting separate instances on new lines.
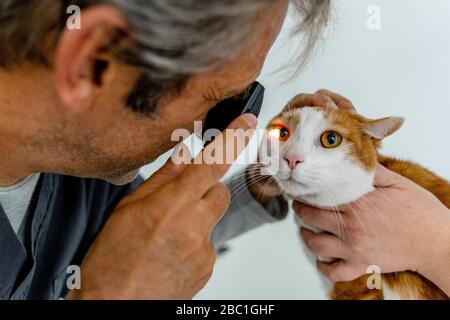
xmin=142 ymin=0 xmax=450 ymax=299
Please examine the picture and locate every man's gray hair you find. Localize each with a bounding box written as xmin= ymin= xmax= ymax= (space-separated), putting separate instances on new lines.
xmin=0 ymin=0 xmax=330 ymax=113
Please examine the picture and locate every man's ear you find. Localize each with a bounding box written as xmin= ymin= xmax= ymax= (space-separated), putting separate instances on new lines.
xmin=362 ymin=116 xmax=405 ymax=140
xmin=54 ymin=5 xmax=129 ymax=113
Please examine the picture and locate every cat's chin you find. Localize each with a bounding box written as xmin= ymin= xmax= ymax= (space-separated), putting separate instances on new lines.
xmin=273 ymin=167 xmax=376 ymax=208
xmin=291 ymin=183 xmax=376 ymax=208
xmin=292 ymin=193 xmax=339 ymax=208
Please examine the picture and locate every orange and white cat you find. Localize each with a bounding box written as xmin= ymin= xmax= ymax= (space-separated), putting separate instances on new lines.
xmin=250 ymin=103 xmax=450 ymax=300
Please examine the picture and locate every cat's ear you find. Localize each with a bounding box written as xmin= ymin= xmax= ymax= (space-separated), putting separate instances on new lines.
xmin=362 ymin=117 xmax=405 ymax=140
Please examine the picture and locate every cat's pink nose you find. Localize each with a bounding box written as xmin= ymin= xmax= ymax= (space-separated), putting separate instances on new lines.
xmin=283 ymin=154 xmax=304 ymax=169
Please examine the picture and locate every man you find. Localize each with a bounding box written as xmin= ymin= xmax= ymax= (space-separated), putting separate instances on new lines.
xmin=0 ymin=0 xmax=449 ymax=300
xmin=0 ymin=0 xmax=330 ymax=300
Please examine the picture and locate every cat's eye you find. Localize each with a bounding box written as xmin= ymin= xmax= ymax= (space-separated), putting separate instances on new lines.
xmin=268 ymin=125 xmax=290 ymax=142
xmin=320 ymin=131 xmax=342 ymax=148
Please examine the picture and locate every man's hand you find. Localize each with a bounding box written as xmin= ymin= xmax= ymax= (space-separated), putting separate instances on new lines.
xmin=66 ymin=113 xmax=257 ymax=300
xmin=248 ymin=89 xmax=356 ymax=206
xmin=288 ymin=89 xmax=356 ymax=113
xmin=295 ymin=165 xmax=450 ymax=295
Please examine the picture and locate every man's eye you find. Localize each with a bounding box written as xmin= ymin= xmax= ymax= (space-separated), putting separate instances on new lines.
xmin=205 ymin=84 xmax=251 ymax=103
xmin=231 ymin=85 xmax=252 ymax=101
xmin=268 ymin=125 xmax=290 ymax=142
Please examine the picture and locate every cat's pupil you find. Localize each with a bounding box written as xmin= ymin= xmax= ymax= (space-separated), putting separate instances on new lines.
xmin=327 ymin=133 xmax=337 ymax=145
xmin=280 ymin=128 xmax=288 ymax=138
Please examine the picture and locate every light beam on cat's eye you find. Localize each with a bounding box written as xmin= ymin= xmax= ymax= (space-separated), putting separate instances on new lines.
xmin=268 ymin=128 xmax=281 ymax=139
xmin=268 ymin=125 xmax=290 ymax=142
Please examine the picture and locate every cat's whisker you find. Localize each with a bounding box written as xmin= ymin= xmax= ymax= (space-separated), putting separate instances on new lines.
xmin=349 ymin=200 xmax=379 ymax=236
xmin=228 ymin=175 xmax=265 ymax=195
xmin=313 ymin=182 xmax=342 ymax=237
xmin=224 ymin=166 xmax=268 ymax=183
xmin=346 ymin=200 xmax=387 ymax=266
xmin=318 ymin=182 xmax=351 ymax=244
xmin=343 ymin=201 xmax=383 ymax=267
xmin=343 ymin=201 xmax=374 ymax=244
xmin=372 ymin=188 xmax=410 ymax=220
xmin=370 ymin=188 xmax=411 ymax=236
xmin=228 ymin=175 xmax=270 ymax=203
xmin=347 ymin=200 xmax=390 ymax=265
xmin=322 ymin=186 xmax=363 ymax=259
xmin=358 ymin=195 xmax=394 ymax=235
xmin=255 ymin=176 xmax=277 ymax=203
xmin=227 ymin=175 xmax=258 ymax=195
xmin=310 ymin=174 xmax=387 ymax=239
xmin=309 ymin=164 xmax=346 ymax=170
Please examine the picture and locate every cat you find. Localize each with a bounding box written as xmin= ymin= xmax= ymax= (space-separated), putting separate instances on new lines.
xmin=248 ymin=103 xmax=450 ymax=300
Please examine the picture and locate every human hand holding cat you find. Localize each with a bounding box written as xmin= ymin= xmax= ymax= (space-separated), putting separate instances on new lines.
xmin=296 ymin=165 xmax=450 ymax=295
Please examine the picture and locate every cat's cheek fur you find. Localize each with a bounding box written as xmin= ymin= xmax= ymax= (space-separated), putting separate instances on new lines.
xmin=276 ymin=161 xmax=376 ymax=208
xmin=307 ymin=164 xmax=376 ymax=207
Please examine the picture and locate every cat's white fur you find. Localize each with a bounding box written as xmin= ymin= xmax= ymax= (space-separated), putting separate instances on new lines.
xmin=260 ymin=107 xmax=403 ymax=300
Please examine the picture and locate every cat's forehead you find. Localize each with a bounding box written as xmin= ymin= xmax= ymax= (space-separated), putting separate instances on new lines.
xmin=278 ymin=107 xmax=358 ymax=134
xmin=278 ymin=107 xmax=329 ymax=133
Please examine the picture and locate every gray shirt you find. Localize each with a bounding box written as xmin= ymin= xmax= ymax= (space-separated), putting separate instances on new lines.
xmin=0 ymin=173 xmax=40 ymax=240
xmin=0 ymin=172 xmax=287 ymax=300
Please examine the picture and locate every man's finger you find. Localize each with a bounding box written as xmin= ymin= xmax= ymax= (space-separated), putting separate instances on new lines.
xmin=300 ymin=228 xmax=348 ymax=259
xmin=315 ymin=89 xmax=357 ymax=113
xmin=288 ymin=93 xmax=337 ymax=110
xmin=316 ymin=259 xmax=363 ymax=283
xmin=144 ymin=144 xmax=191 ymax=189
xmin=179 ymin=113 xmax=257 ymax=198
xmin=118 ymin=144 xmax=191 ymax=207
xmin=294 ymin=201 xmax=344 ymax=235
xmin=200 ymin=182 xmax=231 ymax=230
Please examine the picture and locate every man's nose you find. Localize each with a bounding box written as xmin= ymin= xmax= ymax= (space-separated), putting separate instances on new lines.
xmin=283 ymin=154 xmax=304 ymax=169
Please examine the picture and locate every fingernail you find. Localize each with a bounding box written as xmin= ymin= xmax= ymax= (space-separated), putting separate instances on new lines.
xmin=241 ymin=113 xmax=258 ymax=128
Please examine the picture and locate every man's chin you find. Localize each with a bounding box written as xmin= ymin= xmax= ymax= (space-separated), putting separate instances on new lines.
xmin=103 ymin=169 xmax=141 ymax=185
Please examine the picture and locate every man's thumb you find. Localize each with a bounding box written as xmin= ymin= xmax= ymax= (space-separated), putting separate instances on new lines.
xmin=143 ymin=143 xmax=191 ymax=189
xmin=118 ymin=144 xmax=191 ymax=208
